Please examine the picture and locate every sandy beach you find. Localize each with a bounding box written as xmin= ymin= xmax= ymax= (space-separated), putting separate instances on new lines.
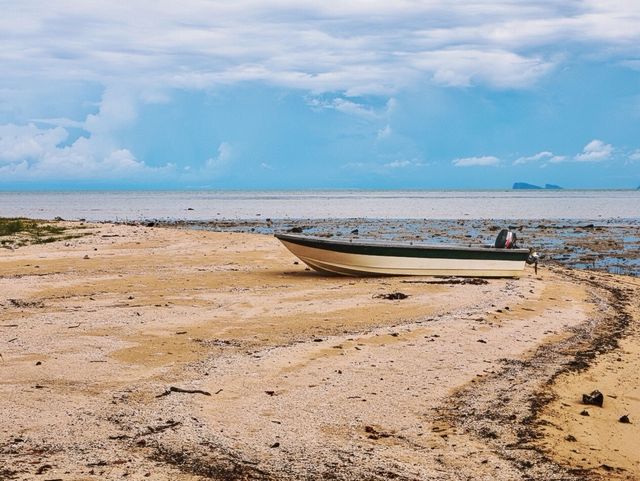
xmin=1 ymin=223 xmax=638 ymax=480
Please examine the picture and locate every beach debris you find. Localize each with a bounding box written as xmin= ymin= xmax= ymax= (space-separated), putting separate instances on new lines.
xmin=36 ymin=464 xmax=53 ymax=474
xmin=582 ymin=390 xmax=604 ymax=407
xmin=156 ymin=386 xmax=211 ymax=398
xmin=287 ymin=226 xmax=304 ymax=233
xmin=619 ymin=415 xmax=631 ymax=424
xmin=35 ymin=361 xmax=42 ymax=366
xmin=478 ymin=427 xmax=499 ymax=439
xmin=83 ymin=254 xmax=90 ymax=259
xmin=9 ymin=298 xmax=44 ymax=308
xmin=139 ymin=420 xmax=181 ymax=436
xmin=364 ymin=425 xmax=391 ymax=440
xmin=270 ymin=442 xmax=280 ymax=448
xmin=265 ymin=390 xmax=276 ymax=396
xmin=374 ymin=292 xmax=409 ymax=300
xmin=579 ymin=410 xmax=590 ymax=416
xmin=477 ymin=339 xmax=487 ymax=344
xmin=351 ymin=228 xmax=359 ymax=235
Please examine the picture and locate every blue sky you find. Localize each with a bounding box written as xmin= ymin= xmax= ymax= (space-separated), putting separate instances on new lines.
xmin=1 ymin=1 xmax=639 ymax=189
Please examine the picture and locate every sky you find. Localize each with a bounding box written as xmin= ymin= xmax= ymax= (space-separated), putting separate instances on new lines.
xmin=0 ymin=0 xmax=639 ymax=190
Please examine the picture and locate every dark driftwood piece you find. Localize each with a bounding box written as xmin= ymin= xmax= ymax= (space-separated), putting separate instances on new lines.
xmin=156 ymin=386 xmax=212 ymax=398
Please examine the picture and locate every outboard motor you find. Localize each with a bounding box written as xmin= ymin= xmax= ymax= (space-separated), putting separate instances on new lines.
xmin=494 ymin=229 xmax=517 ymax=249
xmin=526 ymin=250 xmax=540 ymax=275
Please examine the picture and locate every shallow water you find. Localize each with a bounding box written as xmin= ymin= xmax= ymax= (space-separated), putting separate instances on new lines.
xmin=2 ymin=190 xmax=638 ymax=276
xmin=175 ymin=217 xmax=640 ymax=277
xmin=1 ymin=190 xmax=639 ymax=221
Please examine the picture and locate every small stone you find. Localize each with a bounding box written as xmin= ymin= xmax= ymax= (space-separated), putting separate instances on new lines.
xmin=582 ymin=390 xmax=604 ymax=407
xmin=619 ymin=415 xmax=631 ymax=424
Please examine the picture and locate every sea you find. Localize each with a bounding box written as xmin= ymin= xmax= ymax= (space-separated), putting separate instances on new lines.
xmin=1 ymin=190 xmax=639 ymax=221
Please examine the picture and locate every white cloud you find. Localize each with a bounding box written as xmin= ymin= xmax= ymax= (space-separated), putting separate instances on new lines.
xmin=0 ymin=87 xmax=172 ymax=181
xmin=341 ymin=158 xmax=425 ymax=172
xmin=628 ymin=149 xmax=640 ymax=161
xmin=575 ymin=139 xmax=613 ymax=162
xmin=383 ymin=159 xmax=425 ymax=169
xmin=0 ymin=123 xmax=68 ymax=164
xmin=2 ymin=0 xmax=640 ymax=98
xmin=205 ymin=142 xmax=233 ymax=170
xmin=414 ymin=49 xmax=553 ymax=88
xmin=385 ymin=98 xmax=397 ymax=114
xmin=377 ymin=124 xmax=392 ymax=140
xmin=514 ymin=151 xmax=565 ymax=165
xmin=307 ymin=97 xmax=379 ymax=118
xmin=452 ymin=155 xmax=500 ymax=167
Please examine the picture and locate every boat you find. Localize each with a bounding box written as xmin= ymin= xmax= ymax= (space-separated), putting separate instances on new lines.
xmin=275 ymin=231 xmax=535 ymax=277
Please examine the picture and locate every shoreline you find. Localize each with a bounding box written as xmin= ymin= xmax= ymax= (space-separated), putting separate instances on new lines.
xmin=1 ymin=221 xmax=638 ymax=480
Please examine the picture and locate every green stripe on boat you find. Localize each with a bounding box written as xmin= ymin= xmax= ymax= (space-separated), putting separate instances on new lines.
xmin=275 ymin=234 xmax=530 ymax=262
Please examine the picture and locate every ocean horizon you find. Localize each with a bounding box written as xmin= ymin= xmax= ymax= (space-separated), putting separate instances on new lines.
xmin=1 ymin=189 xmax=639 ymax=221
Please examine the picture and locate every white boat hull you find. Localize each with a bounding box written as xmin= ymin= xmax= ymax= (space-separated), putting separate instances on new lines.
xmin=277 ymin=235 xmax=529 ymax=277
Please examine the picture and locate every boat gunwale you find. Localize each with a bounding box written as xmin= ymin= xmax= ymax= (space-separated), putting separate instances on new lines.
xmin=274 ymin=233 xmax=530 ymax=255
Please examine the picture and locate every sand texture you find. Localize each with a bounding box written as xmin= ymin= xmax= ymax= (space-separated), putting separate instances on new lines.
xmin=1 ymin=224 xmax=638 ymax=480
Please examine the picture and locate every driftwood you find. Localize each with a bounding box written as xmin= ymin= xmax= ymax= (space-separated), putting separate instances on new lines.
xmin=156 ymin=386 xmax=211 ymax=398
xmin=139 ymin=420 xmax=182 ymax=436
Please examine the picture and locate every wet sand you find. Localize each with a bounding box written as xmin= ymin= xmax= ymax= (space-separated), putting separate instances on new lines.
xmin=0 ymin=223 xmax=638 ymax=480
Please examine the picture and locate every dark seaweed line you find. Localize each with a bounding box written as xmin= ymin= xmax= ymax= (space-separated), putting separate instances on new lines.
xmin=437 ymin=267 xmax=634 ymax=481
xmin=149 ymin=441 xmax=409 ymax=481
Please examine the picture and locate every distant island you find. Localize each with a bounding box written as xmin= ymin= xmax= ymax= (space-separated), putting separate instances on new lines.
xmin=512 ymin=182 xmax=563 ymax=190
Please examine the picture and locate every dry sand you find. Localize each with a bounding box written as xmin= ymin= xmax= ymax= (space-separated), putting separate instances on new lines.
xmin=0 ymin=223 xmax=638 ymax=480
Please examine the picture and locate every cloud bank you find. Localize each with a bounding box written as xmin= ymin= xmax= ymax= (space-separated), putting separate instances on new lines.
xmin=2 ymin=1 xmax=640 ymax=96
